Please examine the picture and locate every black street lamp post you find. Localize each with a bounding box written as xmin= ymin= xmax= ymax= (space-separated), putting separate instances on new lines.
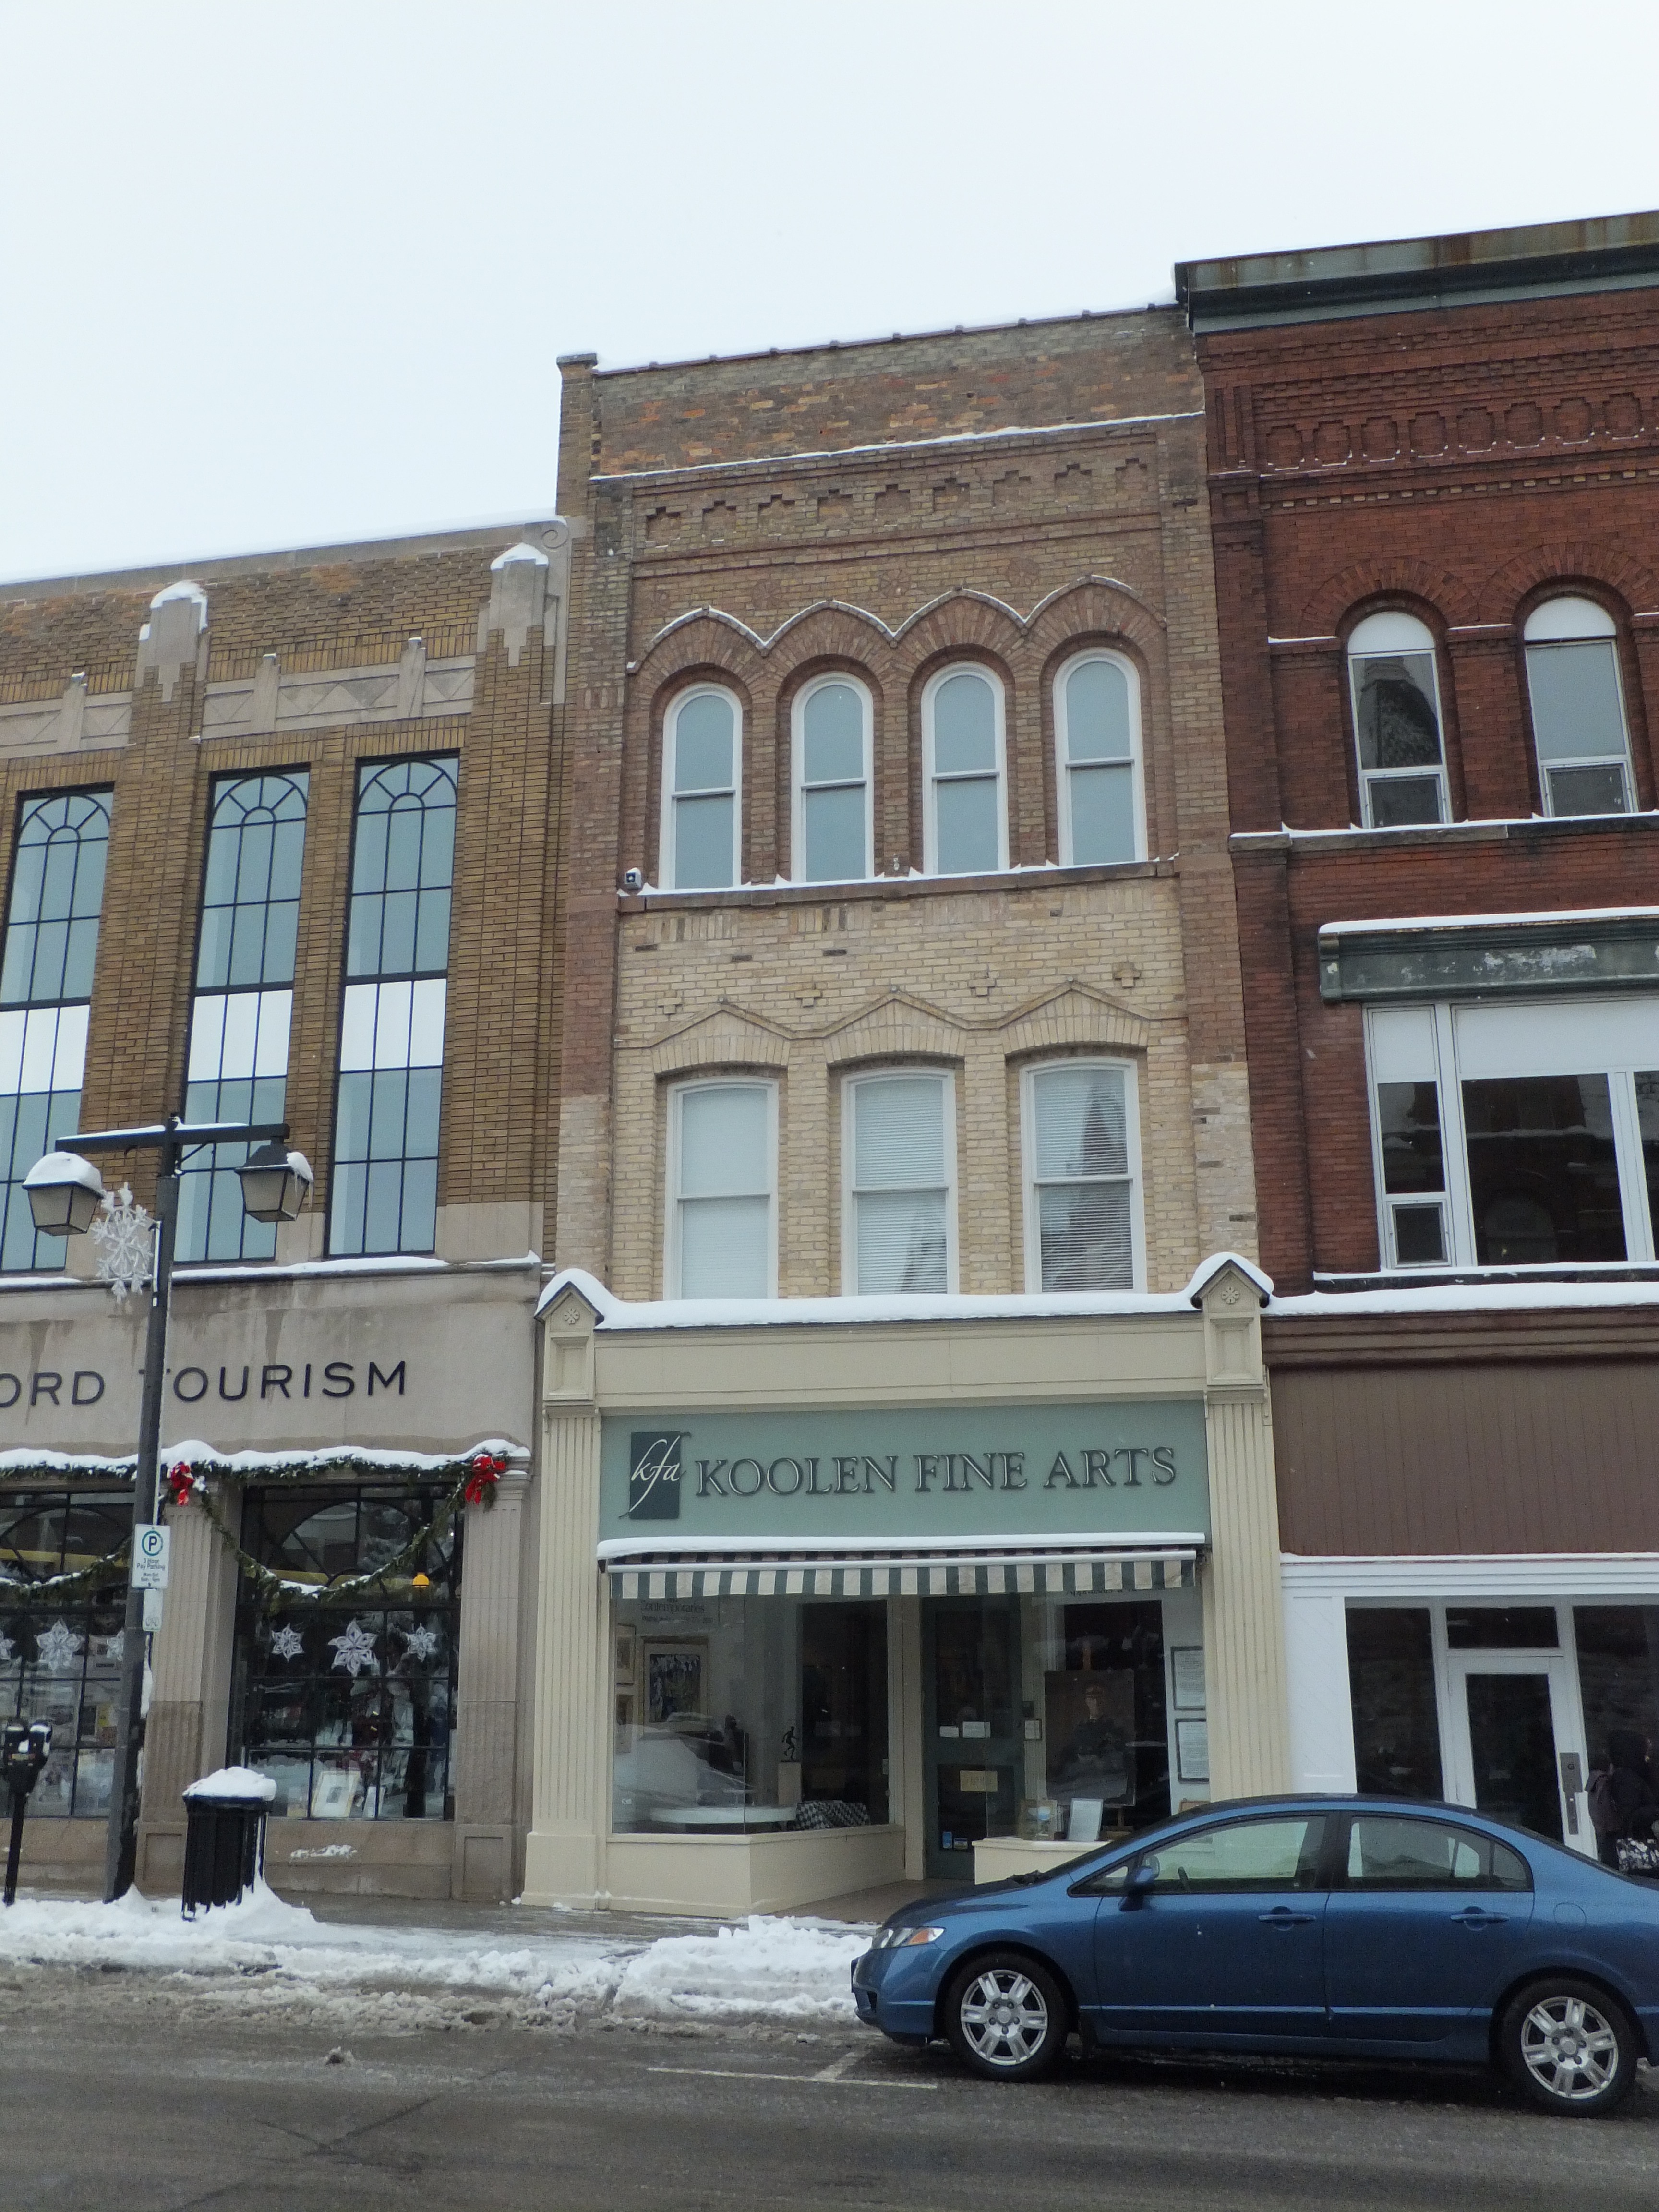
xmin=24 ymin=1115 xmax=313 ymax=1901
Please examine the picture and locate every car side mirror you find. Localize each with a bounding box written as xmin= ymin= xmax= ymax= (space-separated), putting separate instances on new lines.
xmin=1120 ymin=1857 xmax=1159 ymax=1908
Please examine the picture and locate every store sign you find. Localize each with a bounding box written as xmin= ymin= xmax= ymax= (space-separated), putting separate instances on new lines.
xmin=602 ymin=1401 xmax=1210 ymax=1545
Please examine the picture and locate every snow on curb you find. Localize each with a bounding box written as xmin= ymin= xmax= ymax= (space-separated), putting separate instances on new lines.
xmin=0 ymin=1890 xmax=868 ymax=2026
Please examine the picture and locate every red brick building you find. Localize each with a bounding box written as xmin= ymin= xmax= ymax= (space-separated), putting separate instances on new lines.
xmin=1179 ymin=215 xmax=1659 ymax=1854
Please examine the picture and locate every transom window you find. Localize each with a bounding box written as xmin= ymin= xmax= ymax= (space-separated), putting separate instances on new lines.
xmin=662 ymin=688 xmax=741 ymax=890
xmin=793 ymin=677 xmax=872 ymax=883
xmin=1368 ymin=998 xmax=1659 ymax=1269
xmin=843 ymin=1070 xmax=956 ymax=1294
xmin=1346 ymin=612 xmax=1448 ymax=828
xmin=1022 ymin=1060 xmax=1143 ymax=1290
xmin=0 ymin=790 xmax=111 ymax=1271
xmin=923 ymin=666 xmax=1006 ymax=876
xmin=1524 ymin=598 xmax=1634 ymax=818
xmin=667 ymin=1079 xmax=776 ymax=1297
xmin=1056 ymin=653 xmax=1145 ymax=865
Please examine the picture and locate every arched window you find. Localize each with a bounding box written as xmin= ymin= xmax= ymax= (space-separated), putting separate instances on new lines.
xmin=1523 ymin=597 xmax=1634 ymax=817
xmin=792 ymin=676 xmax=872 ymax=882
xmin=1055 ymin=652 xmax=1145 ymax=865
xmin=662 ymin=687 xmax=742 ymax=890
xmin=1020 ymin=1059 xmax=1143 ymax=1290
xmin=922 ymin=665 xmax=1006 ymax=876
xmin=1346 ymin=612 xmax=1448 ymax=828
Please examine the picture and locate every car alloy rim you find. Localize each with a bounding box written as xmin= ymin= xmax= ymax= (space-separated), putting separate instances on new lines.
xmin=958 ymin=1968 xmax=1049 ymax=2065
xmin=1519 ymin=1995 xmax=1622 ymax=2101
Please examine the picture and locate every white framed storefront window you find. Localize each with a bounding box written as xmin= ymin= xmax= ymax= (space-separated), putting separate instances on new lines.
xmin=666 ymin=1078 xmax=777 ymax=1297
xmin=842 ymin=1070 xmax=957 ymax=1294
xmin=1365 ymin=996 xmax=1659 ymax=1269
xmin=1021 ymin=1058 xmax=1144 ymax=1290
xmin=792 ymin=675 xmax=872 ymax=883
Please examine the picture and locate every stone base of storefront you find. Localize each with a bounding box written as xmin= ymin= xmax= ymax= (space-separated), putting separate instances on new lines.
xmin=132 ymin=1816 xmax=508 ymax=1901
xmin=525 ymin=1825 xmax=907 ymax=1917
xmin=10 ymin=1817 xmax=107 ymax=1893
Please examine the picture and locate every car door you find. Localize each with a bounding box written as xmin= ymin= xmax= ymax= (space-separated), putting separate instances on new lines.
xmin=1088 ymin=1811 xmax=1330 ymax=2046
xmin=1323 ymin=1811 xmax=1535 ymax=2044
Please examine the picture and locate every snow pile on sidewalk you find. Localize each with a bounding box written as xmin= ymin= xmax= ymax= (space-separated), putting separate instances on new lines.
xmin=0 ymin=1889 xmax=868 ymax=2028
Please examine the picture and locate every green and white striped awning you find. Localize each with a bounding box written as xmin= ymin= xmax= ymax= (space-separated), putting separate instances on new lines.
xmin=606 ymin=1551 xmax=1197 ymax=1600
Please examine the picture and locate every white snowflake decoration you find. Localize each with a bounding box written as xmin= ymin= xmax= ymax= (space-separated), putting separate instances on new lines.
xmin=401 ymin=1623 xmax=440 ymax=1662
xmin=270 ymin=1623 xmax=306 ymax=1662
xmin=89 ymin=1184 xmax=155 ymax=1304
xmin=0 ymin=1628 xmax=14 ymax=1662
xmin=328 ymin=1619 xmax=378 ymax=1677
xmin=103 ymin=1630 xmax=124 ymax=1665
xmin=35 ymin=1618 xmax=84 ymax=1672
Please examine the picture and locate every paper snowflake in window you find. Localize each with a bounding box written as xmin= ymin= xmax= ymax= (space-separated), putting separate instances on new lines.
xmin=89 ymin=1184 xmax=154 ymax=1304
xmin=35 ymin=1619 xmax=84 ymax=1672
xmin=103 ymin=1630 xmax=124 ymax=1665
xmin=401 ymin=1623 xmax=441 ymax=1662
xmin=327 ymin=1619 xmax=378 ymax=1677
xmin=0 ymin=1628 xmax=14 ymax=1663
xmin=270 ymin=1623 xmax=306 ymax=1663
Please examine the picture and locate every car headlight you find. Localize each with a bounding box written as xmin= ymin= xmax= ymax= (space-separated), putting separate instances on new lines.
xmin=872 ymin=1923 xmax=946 ymax=1949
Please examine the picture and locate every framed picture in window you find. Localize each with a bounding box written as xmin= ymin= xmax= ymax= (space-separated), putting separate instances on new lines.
xmin=1176 ymin=1718 xmax=1210 ymax=1784
xmin=645 ymin=1640 xmax=706 ymax=1725
xmin=614 ymin=1623 xmax=637 ymax=1689
xmin=1169 ymin=1647 xmax=1206 ymax=1712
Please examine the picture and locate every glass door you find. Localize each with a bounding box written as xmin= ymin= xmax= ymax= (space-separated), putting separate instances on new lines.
xmin=1443 ymin=1650 xmax=1591 ymax=1855
xmin=923 ymin=1595 xmax=1022 ymax=1878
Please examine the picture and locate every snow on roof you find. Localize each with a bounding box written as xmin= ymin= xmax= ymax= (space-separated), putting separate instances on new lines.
xmin=1274 ymin=1278 xmax=1659 ymax=1317
xmin=148 ymin=578 xmax=208 ymax=625
xmin=491 ymin=541 xmax=549 ymax=569
xmin=1319 ymin=907 xmax=1659 ymax=936
xmin=22 ymin=1151 xmax=104 ymax=1193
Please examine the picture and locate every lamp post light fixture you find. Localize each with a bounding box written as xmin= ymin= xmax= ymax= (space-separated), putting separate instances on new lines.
xmin=25 ymin=1113 xmax=309 ymax=1901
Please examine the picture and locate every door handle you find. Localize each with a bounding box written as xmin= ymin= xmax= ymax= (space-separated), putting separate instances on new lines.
xmin=1257 ymin=1907 xmax=1317 ymax=1927
xmin=1450 ymin=1908 xmax=1507 ymax=1928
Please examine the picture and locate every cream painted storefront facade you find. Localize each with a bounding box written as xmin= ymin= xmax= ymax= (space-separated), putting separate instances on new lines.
xmin=523 ymin=1257 xmax=1287 ymax=1917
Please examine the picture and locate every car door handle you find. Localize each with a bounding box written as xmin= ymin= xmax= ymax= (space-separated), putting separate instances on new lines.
xmin=1257 ymin=1907 xmax=1317 ymax=1927
xmin=1449 ymin=1908 xmax=1507 ymax=1928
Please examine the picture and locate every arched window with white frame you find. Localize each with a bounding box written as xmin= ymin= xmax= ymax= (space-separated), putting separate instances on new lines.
xmin=792 ymin=675 xmax=872 ymax=882
xmin=922 ymin=664 xmax=1007 ymax=876
xmin=1055 ymin=650 xmax=1146 ymax=865
xmin=1346 ymin=611 xmax=1449 ymax=828
xmin=1021 ymin=1058 xmax=1144 ymax=1291
xmin=661 ymin=686 xmax=742 ymax=890
xmin=1524 ymin=597 xmax=1635 ymax=818
xmin=666 ymin=1077 xmax=777 ymax=1297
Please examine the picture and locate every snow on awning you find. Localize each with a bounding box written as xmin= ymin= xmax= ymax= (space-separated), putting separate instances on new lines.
xmin=607 ymin=1549 xmax=1197 ymax=1599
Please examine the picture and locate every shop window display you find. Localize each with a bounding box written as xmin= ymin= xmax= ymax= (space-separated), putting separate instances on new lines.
xmin=611 ymin=1591 xmax=888 ymax=1832
xmin=229 ymin=1485 xmax=459 ymax=1821
xmin=1575 ymin=1606 xmax=1659 ymax=1773
xmin=1346 ymin=1605 xmax=1445 ymax=1800
xmin=0 ymin=1490 xmax=131 ymax=1817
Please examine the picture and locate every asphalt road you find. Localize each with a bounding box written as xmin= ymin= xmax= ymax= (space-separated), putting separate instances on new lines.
xmin=4 ymin=1974 xmax=1659 ymax=2212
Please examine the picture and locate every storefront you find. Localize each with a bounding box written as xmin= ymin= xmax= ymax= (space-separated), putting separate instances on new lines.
xmin=524 ymin=1255 xmax=1288 ymax=1916
xmin=0 ymin=1256 xmax=537 ymax=1900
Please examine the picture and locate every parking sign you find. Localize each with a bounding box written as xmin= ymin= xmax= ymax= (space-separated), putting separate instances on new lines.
xmin=132 ymin=1524 xmax=171 ymax=1590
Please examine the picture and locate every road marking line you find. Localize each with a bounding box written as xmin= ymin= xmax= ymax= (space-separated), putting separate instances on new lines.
xmin=812 ymin=2049 xmax=864 ymax=2082
xmin=647 ymin=2065 xmax=936 ymax=2091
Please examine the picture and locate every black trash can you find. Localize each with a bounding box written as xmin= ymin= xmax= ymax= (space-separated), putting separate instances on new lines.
xmin=180 ymin=1769 xmax=275 ymax=1918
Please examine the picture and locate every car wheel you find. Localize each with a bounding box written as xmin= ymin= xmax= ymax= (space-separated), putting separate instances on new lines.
xmin=1499 ymin=1977 xmax=1637 ymax=2116
xmin=944 ymin=1951 xmax=1069 ymax=2081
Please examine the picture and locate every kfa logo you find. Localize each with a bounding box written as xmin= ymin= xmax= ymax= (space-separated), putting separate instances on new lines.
xmin=628 ymin=1432 xmax=683 ymax=1520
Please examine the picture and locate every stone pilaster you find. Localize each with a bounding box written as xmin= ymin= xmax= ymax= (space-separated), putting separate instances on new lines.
xmin=452 ymin=1463 xmax=530 ymax=1899
xmin=134 ymin=1492 xmax=239 ymax=1892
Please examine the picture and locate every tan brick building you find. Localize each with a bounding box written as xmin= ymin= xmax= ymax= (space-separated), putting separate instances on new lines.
xmin=527 ymin=317 xmax=1288 ymax=1915
xmin=0 ymin=522 xmax=569 ymax=1899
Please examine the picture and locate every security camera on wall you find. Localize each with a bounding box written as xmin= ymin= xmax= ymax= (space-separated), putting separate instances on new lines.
xmin=621 ymin=868 xmax=644 ymax=892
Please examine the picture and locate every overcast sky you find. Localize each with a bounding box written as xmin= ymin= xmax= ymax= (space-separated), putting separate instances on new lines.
xmin=3 ymin=0 xmax=1657 ymax=584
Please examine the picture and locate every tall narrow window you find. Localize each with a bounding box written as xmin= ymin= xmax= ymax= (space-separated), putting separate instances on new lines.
xmin=843 ymin=1071 xmax=955 ymax=1293
xmin=668 ymin=1079 xmax=776 ymax=1296
xmin=1056 ymin=654 xmax=1145 ymax=865
xmin=924 ymin=667 xmax=1006 ymax=875
xmin=1346 ymin=612 xmax=1448 ymax=828
xmin=1022 ymin=1060 xmax=1142 ymax=1290
xmin=0 ymin=791 xmax=110 ymax=1270
xmin=1525 ymin=597 xmax=1634 ymax=818
xmin=662 ymin=688 xmax=741 ymax=890
xmin=793 ymin=677 xmax=871 ymax=882
xmin=177 ymin=773 xmax=308 ymax=1261
xmin=330 ymin=757 xmax=457 ymax=1257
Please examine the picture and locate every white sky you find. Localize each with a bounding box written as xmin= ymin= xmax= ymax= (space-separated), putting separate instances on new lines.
xmin=3 ymin=0 xmax=1657 ymax=585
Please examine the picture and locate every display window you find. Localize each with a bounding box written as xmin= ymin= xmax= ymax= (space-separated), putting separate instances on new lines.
xmin=0 ymin=1489 xmax=131 ymax=1816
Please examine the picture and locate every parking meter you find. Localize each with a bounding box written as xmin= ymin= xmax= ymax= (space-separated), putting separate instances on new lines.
xmin=3 ymin=1720 xmax=54 ymax=1906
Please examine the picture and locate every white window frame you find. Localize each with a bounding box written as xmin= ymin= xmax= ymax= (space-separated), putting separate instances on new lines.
xmin=840 ymin=1067 xmax=959 ymax=1295
xmin=791 ymin=673 xmax=874 ymax=884
xmin=1364 ymin=997 xmax=1659 ymax=1271
xmin=1054 ymin=650 xmax=1147 ymax=866
xmin=661 ymin=685 xmax=743 ymax=891
xmin=1019 ymin=1056 xmax=1146 ymax=1292
xmin=665 ymin=1075 xmax=778 ymax=1298
xmin=1523 ymin=597 xmax=1635 ymax=819
xmin=1346 ymin=611 xmax=1450 ymax=830
xmin=921 ymin=663 xmax=1008 ymax=877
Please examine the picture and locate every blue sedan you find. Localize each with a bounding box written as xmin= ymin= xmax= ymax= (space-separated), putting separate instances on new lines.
xmin=852 ymin=1794 xmax=1659 ymax=2116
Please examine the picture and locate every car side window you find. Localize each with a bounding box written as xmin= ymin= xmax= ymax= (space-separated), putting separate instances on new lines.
xmin=1144 ymin=1816 xmax=1326 ymax=1893
xmin=1343 ymin=1815 xmax=1531 ymax=1892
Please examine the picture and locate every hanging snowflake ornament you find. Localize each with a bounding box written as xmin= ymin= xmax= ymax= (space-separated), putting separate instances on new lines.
xmin=328 ymin=1619 xmax=378 ymax=1677
xmin=35 ymin=1619 xmax=84 ymax=1672
xmin=0 ymin=1628 xmax=14 ymax=1662
xmin=269 ymin=1623 xmax=306 ymax=1662
xmin=401 ymin=1623 xmax=441 ymax=1662
xmin=89 ymin=1184 xmax=155 ymax=1304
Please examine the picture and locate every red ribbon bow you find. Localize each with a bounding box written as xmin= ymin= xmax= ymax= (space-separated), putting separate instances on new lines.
xmin=165 ymin=1461 xmax=198 ymax=1507
xmin=464 ymin=1452 xmax=508 ymax=1506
